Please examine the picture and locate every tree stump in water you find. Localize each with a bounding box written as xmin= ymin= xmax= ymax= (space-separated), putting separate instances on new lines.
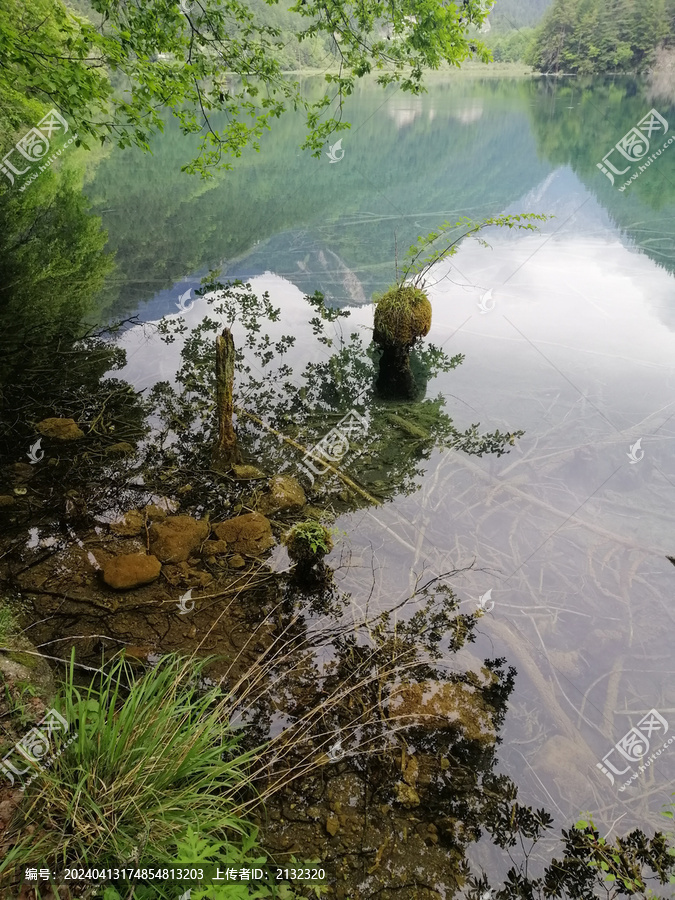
xmin=373 ymin=285 xmax=431 ymax=399
xmin=212 ymin=328 xmax=241 ymax=470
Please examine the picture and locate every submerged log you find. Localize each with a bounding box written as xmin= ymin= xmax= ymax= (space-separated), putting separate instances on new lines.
xmin=212 ymin=328 xmax=241 ymax=470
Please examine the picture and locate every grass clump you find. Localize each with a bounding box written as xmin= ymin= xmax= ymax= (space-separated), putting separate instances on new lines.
xmin=0 ymin=653 xmax=310 ymax=899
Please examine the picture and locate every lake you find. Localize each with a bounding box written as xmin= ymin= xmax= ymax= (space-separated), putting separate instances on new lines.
xmin=81 ymin=70 xmax=675 ymax=889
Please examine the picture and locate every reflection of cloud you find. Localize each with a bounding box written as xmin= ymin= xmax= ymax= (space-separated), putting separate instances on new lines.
xmin=387 ymin=97 xmax=423 ymax=129
xmin=451 ymin=102 xmax=484 ymax=125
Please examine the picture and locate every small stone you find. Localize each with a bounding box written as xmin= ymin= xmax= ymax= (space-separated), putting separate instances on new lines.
xmin=231 ymin=464 xmax=266 ymax=480
xmin=326 ymin=814 xmax=340 ymax=836
xmin=0 ymin=495 xmax=15 ymax=507
xmin=257 ymin=475 xmax=306 ymax=516
xmin=440 ymin=757 xmax=450 ymax=771
xmin=106 ymin=441 xmax=135 ymax=455
xmin=13 ymin=487 xmax=27 ymax=496
xmin=102 ymin=553 xmax=162 ymax=590
xmin=37 ymin=417 xmax=85 ymax=441
xmin=394 ymin=781 xmax=420 ymax=809
xmin=149 ymin=516 xmax=209 ymax=564
xmin=110 ymin=510 xmax=145 ymax=536
xmin=201 ymin=540 xmax=229 ymax=557
xmin=228 ymin=554 xmax=246 ymax=568
xmin=212 ymin=512 xmax=274 ymax=556
xmin=403 ymin=756 xmax=419 ymax=787
xmin=144 ymin=504 xmax=167 ymax=521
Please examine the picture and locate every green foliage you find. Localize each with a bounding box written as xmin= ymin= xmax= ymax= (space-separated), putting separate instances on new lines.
xmin=527 ymin=0 xmax=671 ymax=73
xmin=0 ymin=653 xmax=271 ymax=890
xmin=1 ymin=0 xmax=493 ymax=178
xmin=401 ymin=213 xmax=552 ymax=287
xmin=283 ymin=521 xmax=335 ymax=560
xmin=483 ymin=27 xmax=537 ymax=62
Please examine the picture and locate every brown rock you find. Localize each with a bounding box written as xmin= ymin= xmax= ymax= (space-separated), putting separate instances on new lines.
xmin=149 ymin=515 xmax=209 ymax=564
xmin=110 ymin=510 xmax=145 ymax=536
xmin=201 ymin=539 xmax=229 ymax=557
xmin=228 ymin=554 xmax=246 ymax=568
xmin=388 ymin=682 xmax=496 ymax=743
xmin=37 ymin=417 xmax=85 ymax=441
xmin=144 ymin=504 xmax=168 ymax=521
xmin=102 ymin=553 xmax=161 ymax=590
xmin=326 ymin=814 xmax=340 ymax=836
xmin=106 ymin=441 xmax=135 ymax=455
xmin=231 ymin=464 xmax=266 ymax=480
xmin=257 ymin=475 xmax=306 ymax=516
xmin=0 ymin=495 xmax=15 ymax=507
xmin=212 ymin=512 xmax=275 ymax=556
xmin=394 ymin=781 xmax=420 ymax=809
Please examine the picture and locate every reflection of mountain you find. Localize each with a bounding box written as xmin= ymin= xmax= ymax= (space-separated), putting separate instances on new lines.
xmin=524 ymin=77 xmax=675 ymax=329
xmin=84 ymin=78 xmax=550 ymax=319
xmin=226 ymin=234 xmax=368 ymax=305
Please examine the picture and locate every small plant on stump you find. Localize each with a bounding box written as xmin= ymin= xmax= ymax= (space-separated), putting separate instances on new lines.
xmin=283 ymin=521 xmax=334 ymax=581
xmin=374 ymin=213 xmax=551 ymax=398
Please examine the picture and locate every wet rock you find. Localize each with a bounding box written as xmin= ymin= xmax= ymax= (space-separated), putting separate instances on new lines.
xmin=228 ymin=554 xmax=246 ymax=569
xmin=106 ymin=441 xmax=135 ymax=455
xmin=102 ymin=553 xmax=162 ymax=590
xmin=213 ymin=512 xmax=275 ymax=556
xmin=0 ymin=495 xmax=15 ymax=507
xmin=326 ymin=814 xmax=340 ymax=836
xmin=394 ymin=781 xmax=420 ymax=808
xmin=0 ymin=644 xmax=55 ymax=700
xmin=388 ymin=682 xmax=496 ymax=742
xmin=149 ymin=515 xmax=209 ymax=564
xmin=257 ymin=476 xmax=306 ymax=516
xmin=37 ymin=417 xmax=85 ymax=441
xmin=402 ymin=756 xmax=419 ymax=787
xmin=144 ymin=504 xmax=168 ymax=521
xmin=109 ymin=510 xmax=145 ymax=537
xmin=231 ymin=464 xmax=265 ymax=480
xmin=201 ymin=540 xmax=229 ymax=557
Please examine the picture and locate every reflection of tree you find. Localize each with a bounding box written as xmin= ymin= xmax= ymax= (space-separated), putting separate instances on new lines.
xmin=151 ymin=281 xmax=523 ymax=511
xmin=526 ymin=77 xmax=675 ymax=281
xmin=0 ymin=173 xmax=151 ymax=525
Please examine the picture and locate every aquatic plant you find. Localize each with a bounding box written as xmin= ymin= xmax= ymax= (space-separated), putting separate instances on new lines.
xmin=282 ymin=521 xmax=334 ymax=564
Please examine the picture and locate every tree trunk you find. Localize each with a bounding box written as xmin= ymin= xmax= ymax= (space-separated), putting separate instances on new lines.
xmin=212 ymin=328 xmax=241 ymax=470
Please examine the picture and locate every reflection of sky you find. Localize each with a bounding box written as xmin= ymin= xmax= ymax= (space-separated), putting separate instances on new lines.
xmin=116 ymin=163 xmax=675 ymax=834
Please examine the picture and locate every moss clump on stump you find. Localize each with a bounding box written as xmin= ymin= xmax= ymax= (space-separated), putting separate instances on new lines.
xmin=373 ymin=286 xmax=432 ymax=399
xmin=373 ymin=286 xmax=432 ymax=350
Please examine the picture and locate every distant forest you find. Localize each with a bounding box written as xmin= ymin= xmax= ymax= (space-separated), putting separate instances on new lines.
xmin=488 ymin=0 xmax=675 ymax=74
xmin=64 ymin=0 xmax=674 ymax=76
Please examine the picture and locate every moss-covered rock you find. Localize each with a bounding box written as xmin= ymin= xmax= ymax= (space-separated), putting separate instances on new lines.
xmin=373 ymin=286 xmax=432 ymax=349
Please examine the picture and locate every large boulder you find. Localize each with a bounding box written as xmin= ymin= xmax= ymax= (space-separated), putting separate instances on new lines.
xmin=212 ymin=512 xmax=274 ymax=556
xmin=149 ymin=515 xmax=209 ymax=563
xmin=257 ymin=475 xmax=306 ymax=516
xmin=37 ymin=417 xmax=85 ymax=441
xmin=102 ymin=553 xmax=161 ymax=590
